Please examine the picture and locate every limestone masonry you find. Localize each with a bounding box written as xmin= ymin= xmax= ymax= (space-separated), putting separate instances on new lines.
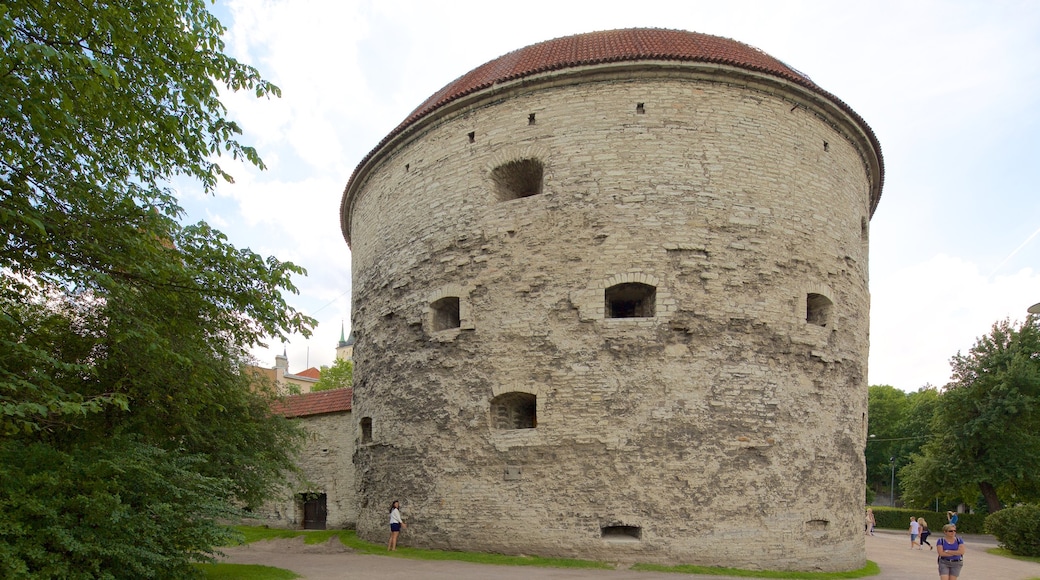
xmin=340 ymin=28 xmax=883 ymax=571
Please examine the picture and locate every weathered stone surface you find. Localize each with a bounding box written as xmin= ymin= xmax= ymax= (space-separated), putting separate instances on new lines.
xmin=253 ymin=411 xmax=357 ymax=530
xmin=341 ymin=32 xmax=881 ymax=572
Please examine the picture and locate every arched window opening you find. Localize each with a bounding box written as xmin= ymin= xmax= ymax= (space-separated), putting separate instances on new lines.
xmin=431 ymin=296 xmax=461 ymax=331
xmin=491 ymin=392 xmax=536 ymax=430
xmin=360 ymin=417 xmax=373 ymax=443
xmin=602 ymin=525 xmax=641 ymax=541
xmin=806 ymin=293 xmax=833 ymax=327
xmin=491 ymin=158 xmax=543 ymax=202
xmin=605 ymin=283 xmax=656 ymax=318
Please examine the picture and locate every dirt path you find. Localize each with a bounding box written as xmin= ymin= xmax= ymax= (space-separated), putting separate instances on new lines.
xmin=219 ymin=530 xmax=1040 ymax=579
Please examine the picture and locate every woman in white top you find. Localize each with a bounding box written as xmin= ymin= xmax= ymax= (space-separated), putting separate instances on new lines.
xmin=388 ymin=500 xmax=405 ymax=551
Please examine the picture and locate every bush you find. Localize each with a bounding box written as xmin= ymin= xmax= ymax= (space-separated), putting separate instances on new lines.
xmin=869 ymin=507 xmax=985 ymax=534
xmin=985 ymin=505 xmax=1040 ymax=557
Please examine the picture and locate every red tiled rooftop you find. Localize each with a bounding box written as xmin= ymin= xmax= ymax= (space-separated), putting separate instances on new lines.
xmin=272 ymin=387 xmax=352 ymax=418
xmin=294 ymin=367 xmax=321 ymax=380
xmin=406 ymin=28 xmax=821 ymax=126
xmin=342 ymin=28 xmax=883 ymax=242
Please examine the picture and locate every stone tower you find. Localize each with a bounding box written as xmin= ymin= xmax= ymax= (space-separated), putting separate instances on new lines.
xmin=339 ymin=28 xmax=883 ymax=571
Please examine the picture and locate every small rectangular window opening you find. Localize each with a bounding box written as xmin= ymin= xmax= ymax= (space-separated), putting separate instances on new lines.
xmin=468 ymin=131 xmax=475 ymax=143
xmin=806 ymin=293 xmax=832 ymax=327
xmin=528 ymin=113 xmax=536 ymax=125
xmin=605 ymin=283 xmax=656 ymax=318
xmin=360 ymin=417 xmax=373 ymax=443
xmin=636 ymin=103 xmax=645 ymax=114
xmin=431 ymin=296 xmax=461 ymax=331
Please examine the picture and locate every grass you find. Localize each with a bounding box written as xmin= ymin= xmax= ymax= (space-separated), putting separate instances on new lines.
xmin=228 ymin=526 xmax=609 ymax=569
xmin=195 ymin=562 xmax=300 ymax=579
xmin=631 ymin=561 xmax=881 ymax=578
xmin=232 ymin=525 xmax=343 ymax=546
xmin=987 ymin=547 xmax=1040 ymax=563
xmin=333 ymin=529 xmax=612 ymax=569
xmin=227 ymin=526 xmax=885 ymax=577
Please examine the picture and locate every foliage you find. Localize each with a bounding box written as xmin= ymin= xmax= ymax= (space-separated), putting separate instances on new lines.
xmin=867 ymin=507 xmax=985 ymax=534
xmin=900 ymin=317 xmax=1040 ymax=512
xmin=865 ymin=385 xmax=936 ymax=503
xmin=0 ymin=1 xmax=312 ymax=577
xmin=985 ymin=505 xmax=1040 ymax=557
xmin=0 ymin=439 xmax=241 ymax=579
xmin=312 ymin=357 xmax=352 ymax=392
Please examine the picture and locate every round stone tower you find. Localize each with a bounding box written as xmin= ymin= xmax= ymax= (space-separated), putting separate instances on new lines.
xmin=340 ymin=28 xmax=883 ymax=571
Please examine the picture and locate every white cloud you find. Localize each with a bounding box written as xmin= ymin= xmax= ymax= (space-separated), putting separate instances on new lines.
xmin=188 ymin=0 xmax=1040 ymax=388
xmin=869 ymin=254 xmax=1040 ymax=390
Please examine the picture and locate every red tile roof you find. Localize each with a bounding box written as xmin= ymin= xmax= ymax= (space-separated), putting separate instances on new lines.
xmin=341 ymin=29 xmax=884 ymax=238
xmin=406 ymin=28 xmax=821 ymax=126
xmin=294 ymin=367 xmax=321 ymax=379
xmin=272 ymin=387 xmax=352 ymax=418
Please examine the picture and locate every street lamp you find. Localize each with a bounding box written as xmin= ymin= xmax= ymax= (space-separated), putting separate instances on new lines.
xmin=890 ymin=457 xmax=896 ymax=506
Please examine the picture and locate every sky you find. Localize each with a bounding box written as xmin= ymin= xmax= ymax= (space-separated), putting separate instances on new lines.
xmin=178 ymin=0 xmax=1040 ymax=391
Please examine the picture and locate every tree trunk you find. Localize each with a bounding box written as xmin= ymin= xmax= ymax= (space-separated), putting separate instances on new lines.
xmin=979 ymin=481 xmax=1002 ymax=513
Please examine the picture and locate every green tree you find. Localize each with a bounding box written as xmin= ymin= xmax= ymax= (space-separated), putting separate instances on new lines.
xmin=866 ymin=385 xmax=936 ymax=505
xmin=313 ymin=357 xmax=353 ymax=392
xmin=1 ymin=2 xmax=312 ymax=577
xmin=900 ymin=317 xmax=1040 ymax=513
xmin=866 ymin=385 xmax=909 ymax=499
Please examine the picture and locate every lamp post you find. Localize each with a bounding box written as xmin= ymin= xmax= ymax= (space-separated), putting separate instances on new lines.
xmin=890 ymin=456 xmax=896 ymax=507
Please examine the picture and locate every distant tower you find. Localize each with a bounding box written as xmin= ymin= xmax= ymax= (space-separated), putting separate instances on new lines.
xmin=340 ymin=28 xmax=883 ymax=572
xmin=335 ymin=321 xmax=354 ymax=362
xmin=274 ymin=346 xmax=288 ymax=372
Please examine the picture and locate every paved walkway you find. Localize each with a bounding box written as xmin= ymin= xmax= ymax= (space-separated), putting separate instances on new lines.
xmin=220 ymin=528 xmax=1040 ymax=579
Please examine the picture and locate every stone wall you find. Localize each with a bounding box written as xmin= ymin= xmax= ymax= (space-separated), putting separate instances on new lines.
xmin=254 ymin=411 xmax=356 ymax=530
xmin=345 ymin=65 xmax=877 ymax=571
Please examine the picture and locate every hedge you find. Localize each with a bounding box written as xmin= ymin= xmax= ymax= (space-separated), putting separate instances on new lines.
xmin=867 ymin=507 xmax=985 ymax=534
xmin=984 ymin=505 xmax=1040 ymax=556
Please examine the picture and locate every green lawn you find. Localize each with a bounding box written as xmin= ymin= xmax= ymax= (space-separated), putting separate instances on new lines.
xmin=204 ymin=525 xmax=1040 ymax=579
xmin=214 ymin=526 xmax=887 ymax=578
xmin=195 ymin=562 xmax=300 ymax=579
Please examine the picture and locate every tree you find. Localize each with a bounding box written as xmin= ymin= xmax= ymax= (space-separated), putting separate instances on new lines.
xmin=900 ymin=317 xmax=1040 ymax=513
xmin=866 ymin=385 xmax=909 ymax=497
xmin=313 ymin=357 xmax=353 ymax=392
xmin=1 ymin=2 xmax=313 ymax=577
xmin=866 ymin=385 xmax=936 ymax=504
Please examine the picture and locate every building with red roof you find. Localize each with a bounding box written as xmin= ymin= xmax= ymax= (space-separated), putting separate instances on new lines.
xmin=341 ymin=28 xmax=882 ymax=571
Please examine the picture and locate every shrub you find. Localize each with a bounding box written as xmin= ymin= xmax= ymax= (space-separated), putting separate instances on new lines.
xmin=984 ymin=505 xmax=1040 ymax=557
xmin=869 ymin=507 xmax=985 ymax=534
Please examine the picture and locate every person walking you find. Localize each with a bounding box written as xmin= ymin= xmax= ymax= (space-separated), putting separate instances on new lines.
xmin=937 ymin=523 xmax=965 ymax=579
xmin=865 ymin=508 xmax=876 ymax=536
xmin=388 ymin=500 xmax=406 ymax=551
xmin=909 ymin=517 xmax=921 ymax=550
xmin=919 ymin=516 xmax=932 ymax=549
